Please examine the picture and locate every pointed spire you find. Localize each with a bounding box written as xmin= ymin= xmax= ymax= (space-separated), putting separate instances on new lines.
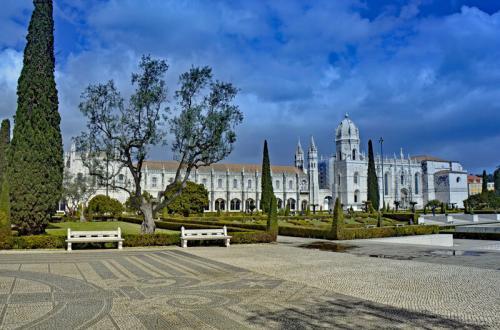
xmin=296 ymin=139 xmax=303 ymax=154
xmin=309 ymin=135 xmax=317 ymax=152
xmin=345 ymin=113 xmax=349 ymax=119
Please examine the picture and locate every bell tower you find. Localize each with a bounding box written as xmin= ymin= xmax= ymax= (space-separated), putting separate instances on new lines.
xmin=335 ymin=113 xmax=360 ymax=161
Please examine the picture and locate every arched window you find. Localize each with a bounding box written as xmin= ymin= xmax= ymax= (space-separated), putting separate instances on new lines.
xmin=215 ymin=199 xmax=225 ymax=211
xmin=352 ymin=149 xmax=357 ymax=160
xmin=353 ymin=172 xmax=359 ymax=184
xmin=384 ymin=173 xmax=389 ymax=196
xmin=354 ymin=190 xmax=360 ymax=203
xmin=415 ymin=173 xmax=419 ymax=194
xmin=168 ymin=177 xmax=173 ymax=183
xmin=287 ymin=198 xmax=296 ymax=210
xmin=202 ymin=178 xmax=207 ymax=187
xmin=289 ymin=180 xmax=293 ymax=190
xmin=400 ymin=174 xmax=404 ymax=185
xmin=118 ymin=174 xmax=124 ymax=182
xmin=152 ymin=177 xmax=158 ymax=188
xmin=245 ymin=198 xmax=255 ymax=210
xmin=301 ymin=180 xmax=307 ymax=190
xmin=230 ymin=199 xmax=241 ymax=210
xmin=277 ymin=198 xmax=283 ymax=209
xmin=247 ymin=179 xmax=252 ymax=189
xmin=275 ymin=180 xmax=280 ymax=189
xmin=337 ymin=174 xmax=341 ymax=186
xmin=218 ymin=178 xmax=223 ymax=189
xmin=233 ymin=179 xmax=238 ymax=189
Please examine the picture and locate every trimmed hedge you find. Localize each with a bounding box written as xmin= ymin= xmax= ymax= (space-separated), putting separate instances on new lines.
xmin=340 ymin=225 xmax=439 ymax=240
xmin=122 ymin=233 xmax=180 ymax=247
xmin=383 ymin=213 xmax=417 ymax=223
xmin=453 ymin=232 xmax=500 ymax=240
xmin=277 ymin=224 xmax=439 ymax=240
xmin=13 ymin=235 xmax=65 ymax=249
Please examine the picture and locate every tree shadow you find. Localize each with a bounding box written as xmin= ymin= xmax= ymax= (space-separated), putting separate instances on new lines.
xmin=246 ymin=296 xmax=486 ymax=329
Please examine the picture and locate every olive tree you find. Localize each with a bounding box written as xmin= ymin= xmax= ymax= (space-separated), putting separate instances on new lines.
xmin=62 ymin=170 xmax=96 ymax=221
xmin=75 ymin=55 xmax=243 ymax=233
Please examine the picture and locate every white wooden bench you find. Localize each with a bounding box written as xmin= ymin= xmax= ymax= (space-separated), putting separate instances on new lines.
xmin=365 ymin=224 xmax=376 ymax=228
xmin=180 ymin=226 xmax=231 ymax=248
xmin=66 ymin=228 xmax=123 ymax=251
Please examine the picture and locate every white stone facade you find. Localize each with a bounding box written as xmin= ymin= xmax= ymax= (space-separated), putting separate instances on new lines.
xmin=65 ymin=114 xmax=468 ymax=212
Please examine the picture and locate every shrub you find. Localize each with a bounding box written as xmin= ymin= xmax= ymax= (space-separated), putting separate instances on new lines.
xmin=123 ymin=233 xmax=180 ymax=247
xmin=383 ymin=213 xmax=417 ymax=223
xmin=163 ymin=181 xmax=208 ymax=216
xmin=13 ymin=235 xmax=65 ymax=249
xmin=87 ymin=195 xmax=124 ymax=218
xmin=330 ymin=197 xmax=343 ymax=239
xmin=267 ymin=196 xmax=278 ymax=239
xmin=339 ymin=225 xmax=439 ymax=240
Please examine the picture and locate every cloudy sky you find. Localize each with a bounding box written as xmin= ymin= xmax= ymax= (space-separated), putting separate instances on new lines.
xmin=1 ymin=0 xmax=499 ymax=173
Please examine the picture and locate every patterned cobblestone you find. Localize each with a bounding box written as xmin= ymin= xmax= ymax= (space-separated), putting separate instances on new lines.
xmin=0 ymin=245 xmax=497 ymax=329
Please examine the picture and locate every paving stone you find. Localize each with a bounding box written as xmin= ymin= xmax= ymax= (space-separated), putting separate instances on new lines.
xmin=0 ymin=244 xmax=497 ymax=329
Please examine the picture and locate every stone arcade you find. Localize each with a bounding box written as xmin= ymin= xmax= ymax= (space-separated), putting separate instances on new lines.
xmin=65 ymin=115 xmax=468 ymax=212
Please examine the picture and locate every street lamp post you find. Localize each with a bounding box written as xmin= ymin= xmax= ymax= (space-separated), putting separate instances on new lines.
xmin=379 ymin=137 xmax=384 ymax=210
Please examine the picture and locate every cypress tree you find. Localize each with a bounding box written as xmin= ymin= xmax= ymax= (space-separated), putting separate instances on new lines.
xmin=267 ymin=195 xmax=278 ymax=240
xmin=0 ymin=119 xmax=10 ymax=195
xmin=482 ymin=170 xmax=488 ymax=194
xmin=0 ymin=120 xmax=11 ymax=247
xmin=9 ymin=0 xmax=63 ymax=235
xmin=367 ymin=140 xmax=380 ymax=210
xmin=330 ymin=197 xmax=343 ymax=239
xmin=494 ymin=167 xmax=500 ymax=196
xmin=260 ymin=140 xmax=274 ymax=213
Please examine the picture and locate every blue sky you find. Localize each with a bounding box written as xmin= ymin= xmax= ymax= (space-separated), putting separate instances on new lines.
xmin=1 ymin=0 xmax=499 ymax=173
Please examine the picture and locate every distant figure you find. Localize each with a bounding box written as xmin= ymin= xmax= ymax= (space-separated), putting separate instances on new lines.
xmin=431 ymin=206 xmax=436 ymax=216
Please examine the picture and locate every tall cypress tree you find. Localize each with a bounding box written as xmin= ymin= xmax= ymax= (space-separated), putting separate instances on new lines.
xmin=482 ymin=170 xmax=488 ymax=194
xmin=330 ymin=197 xmax=343 ymax=240
xmin=260 ymin=140 xmax=274 ymax=213
xmin=0 ymin=119 xmax=11 ymax=228
xmin=367 ymin=139 xmax=380 ymax=210
xmin=9 ymin=0 xmax=63 ymax=235
xmin=0 ymin=119 xmax=10 ymax=191
xmin=494 ymin=167 xmax=500 ymax=196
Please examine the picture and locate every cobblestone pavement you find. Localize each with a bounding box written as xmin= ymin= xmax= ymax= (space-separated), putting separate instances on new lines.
xmin=0 ymin=247 xmax=494 ymax=329
xmin=188 ymin=238 xmax=500 ymax=328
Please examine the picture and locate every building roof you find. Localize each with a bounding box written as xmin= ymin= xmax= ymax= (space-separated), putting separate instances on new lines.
xmin=467 ymin=174 xmax=482 ymax=184
xmin=143 ymin=160 xmax=304 ymax=175
xmin=411 ymin=155 xmax=447 ymax=162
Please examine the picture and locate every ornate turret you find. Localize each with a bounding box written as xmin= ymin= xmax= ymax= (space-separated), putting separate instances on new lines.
xmin=335 ymin=113 xmax=360 ymax=161
xmin=308 ymin=136 xmax=320 ymax=211
xmin=294 ymin=139 xmax=304 ymax=170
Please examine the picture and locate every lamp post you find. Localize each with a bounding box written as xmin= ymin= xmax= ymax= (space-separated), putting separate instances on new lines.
xmin=379 ymin=137 xmax=384 ymax=210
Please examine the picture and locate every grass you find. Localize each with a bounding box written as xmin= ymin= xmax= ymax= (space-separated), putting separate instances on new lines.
xmin=46 ymin=221 xmax=178 ymax=236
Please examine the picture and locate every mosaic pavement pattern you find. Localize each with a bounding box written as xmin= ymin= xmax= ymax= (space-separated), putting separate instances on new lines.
xmin=0 ymin=249 xmax=494 ymax=329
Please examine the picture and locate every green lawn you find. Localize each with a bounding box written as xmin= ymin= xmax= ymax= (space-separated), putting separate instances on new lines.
xmin=46 ymin=221 xmax=178 ymax=236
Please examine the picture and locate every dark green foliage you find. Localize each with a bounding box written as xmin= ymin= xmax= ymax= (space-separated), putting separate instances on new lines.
xmin=330 ymin=197 xmax=343 ymax=239
xmin=339 ymin=225 xmax=439 ymax=240
xmin=0 ymin=210 xmax=13 ymax=249
xmin=164 ymin=181 xmax=209 ymax=216
xmin=464 ymin=191 xmax=500 ymax=211
xmin=494 ymin=167 xmax=500 ymax=196
xmin=377 ymin=212 xmax=382 ymax=227
xmin=123 ymin=234 xmax=180 ymax=247
xmin=267 ymin=195 xmax=278 ymax=238
xmin=440 ymin=202 xmax=445 ymax=214
xmin=9 ymin=0 xmax=63 ymax=235
xmin=87 ymin=195 xmax=124 ymax=218
xmin=0 ymin=120 xmax=11 ymax=220
xmin=260 ymin=140 xmax=274 ymax=213
xmin=383 ymin=212 xmax=417 ymax=223
xmin=367 ymin=140 xmax=379 ymax=210
xmin=0 ymin=119 xmax=10 ymax=190
xmin=482 ymin=170 xmax=488 ymax=194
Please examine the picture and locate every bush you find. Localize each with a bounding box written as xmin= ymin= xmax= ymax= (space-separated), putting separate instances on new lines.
xmin=13 ymin=235 xmax=65 ymax=249
xmin=339 ymin=225 xmax=439 ymax=240
xmin=123 ymin=233 xmax=180 ymax=247
xmin=87 ymin=195 xmax=124 ymax=218
xmin=383 ymin=213 xmax=417 ymax=223
xmin=163 ymin=181 xmax=209 ymax=216
xmin=0 ymin=210 xmax=12 ymax=249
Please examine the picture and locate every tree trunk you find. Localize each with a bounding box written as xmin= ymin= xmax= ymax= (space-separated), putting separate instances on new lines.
xmin=140 ymin=200 xmax=155 ymax=234
xmin=80 ymin=204 xmax=86 ymax=222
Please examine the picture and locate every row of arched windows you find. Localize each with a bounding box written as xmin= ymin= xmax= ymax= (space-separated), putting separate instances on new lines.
xmin=213 ymin=198 xmax=300 ymax=211
xmin=212 ymin=178 xmax=296 ymax=190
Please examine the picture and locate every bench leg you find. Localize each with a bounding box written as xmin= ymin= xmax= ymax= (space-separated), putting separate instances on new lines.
xmin=67 ymin=242 xmax=72 ymax=252
xmin=181 ymin=239 xmax=187 ymax=248
xmin=118 ymin=241 xmax=123 ymax=250
xmin=225 ymin=239 xmax=230 ymax=248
